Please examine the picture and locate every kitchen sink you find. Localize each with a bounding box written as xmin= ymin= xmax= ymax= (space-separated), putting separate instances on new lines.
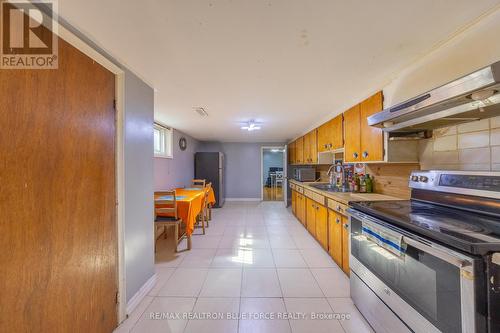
xmin=310 ymin=183 xmax=350 ymax=193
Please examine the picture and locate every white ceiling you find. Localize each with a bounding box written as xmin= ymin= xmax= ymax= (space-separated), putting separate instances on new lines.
xmin=58 ymin=0 xmax=500 ymax=142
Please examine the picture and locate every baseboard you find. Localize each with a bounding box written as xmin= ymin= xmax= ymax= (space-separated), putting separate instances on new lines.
xmin=225 ymin=198 xmax=262 ymax=201
xmin=126 ymin=273 xmax=157 ymax=315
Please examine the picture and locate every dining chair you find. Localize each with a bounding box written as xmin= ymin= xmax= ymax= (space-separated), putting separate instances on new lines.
xmin=154 ymin=190 xmax=191 ymax=252
xmin=205 ymin=182 xmax=213 ymax=226
xmin=192 ymin=179 xmax=206 ymax=188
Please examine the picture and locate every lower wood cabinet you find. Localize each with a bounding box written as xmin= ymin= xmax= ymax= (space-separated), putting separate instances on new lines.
xmin=341 ymin=216 xmax=350 ymax=275
xmin=294 ymin=192 xmax=306 ymax=226
xmin=291 ymin=186 xmax=350 ymax=276
xmin=315 ymin=204 xmax=328 ymax=250
xmin=306 ymin=198 xmax=316 ymax=236
xmin=328 ymin=209 xmax=350 ymax=275
xmin=304 ymin=198 xmax=328 ymax=249
xmin=328 ymin=210 xmax=343 ymax=267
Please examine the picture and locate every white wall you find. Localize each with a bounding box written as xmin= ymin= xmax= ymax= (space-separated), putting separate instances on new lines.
xmin=384 ymin=8 xmax=500 ymax=107
xmin=382 ymin=8 xmax=500 ymax=171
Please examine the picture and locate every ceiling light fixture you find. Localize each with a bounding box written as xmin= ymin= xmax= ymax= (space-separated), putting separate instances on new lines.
xmin=193 ymin=107 xmax=209 ymax=117
xmin=241 ymin=120 xmax=262 ymax=131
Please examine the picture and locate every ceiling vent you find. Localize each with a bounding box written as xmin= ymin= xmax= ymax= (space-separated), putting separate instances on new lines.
xmin=193 ymin=107 xmax=209 ymax=117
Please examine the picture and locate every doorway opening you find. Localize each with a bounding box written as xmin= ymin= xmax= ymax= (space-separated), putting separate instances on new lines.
xmin=261 ymin=147 xmax=285 ymax=201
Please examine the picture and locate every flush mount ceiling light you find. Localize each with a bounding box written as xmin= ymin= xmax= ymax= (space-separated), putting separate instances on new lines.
xmin=241 ymin=120 xmax=262 ymax=131
xmin=193 ymin=107 xmax=209 ymax=117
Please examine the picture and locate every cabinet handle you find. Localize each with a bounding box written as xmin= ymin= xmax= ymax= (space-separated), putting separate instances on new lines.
xmin=362 ymin=151 xmax=368 ymax=158
xmin=336 ymin=218 xmax=340 ymax=224
xmin=344 ymin=224 xmax=349 ymax=229
xmin=336 ymin=205 xmax=341 ymax=211
xmin=353 ymin=152 xmax=359 ymax=159
xmin=324 ymin=144 xmax=327 ymax=148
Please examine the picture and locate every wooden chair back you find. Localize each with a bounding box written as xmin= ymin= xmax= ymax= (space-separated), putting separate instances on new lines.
xmin=192 ymin=179 xmax=206 ymax=188
xmin=154 ymin=190 xmax=178 ymax=219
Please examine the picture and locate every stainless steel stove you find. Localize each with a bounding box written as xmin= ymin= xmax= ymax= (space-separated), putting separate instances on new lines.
xmin=348 ymin=170 xmax=500 ymax=333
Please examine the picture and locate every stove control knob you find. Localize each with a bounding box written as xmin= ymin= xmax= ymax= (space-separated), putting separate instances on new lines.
xmin=419 ymin=176 xmax=429 ymax=183
xmin=411 ymin=176 xmax=419 ymax=182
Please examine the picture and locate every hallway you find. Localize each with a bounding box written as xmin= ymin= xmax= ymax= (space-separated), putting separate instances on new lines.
xmin=115 ymin=202 xmax=373 ymax=333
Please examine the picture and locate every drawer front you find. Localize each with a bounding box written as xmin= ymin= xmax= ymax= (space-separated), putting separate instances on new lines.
xmin=290 ymin=183 xmax=296 ymax=191
xmin=304 ymin=189 xmax=325 ymax=205
xmin=296 ymin=186 xmax=304 ymax=194
xmin=327 ymin=199 xmax=348 ymax=216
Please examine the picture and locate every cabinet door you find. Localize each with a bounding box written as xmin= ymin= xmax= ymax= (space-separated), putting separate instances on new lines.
xmin=343 ymin=104 xmax=361 ymax=163
xmin=298 ymin=194 xmax=306 ymax=226
xmin=317 ymin=122 xmax=329 ymax=153
xmin=288 ymin=141 xmax=295 ymax=165
xmin=306 ymin=198 xmax=316 ymax=236
xmin=303 ymin=132 xmax=311 ymax=163
xmin=360 ymin=91 xmax=384 ymax=162
xmin=291 ymin=191 xmax=296 ymax=216
xmin=328 ymin=210 xmax=343 ymax=267
xmin=296 ymin=136 xmax=304 ymax=164
xmin=315 ymin=204 xmax=328 ymax=250
xmin=341 ymin=216 xmax=350 ymax=275
xmin=310 ymin=129 xmax=318 ymax=164
xmin=330 ymin=114 xmax=344 ymax=150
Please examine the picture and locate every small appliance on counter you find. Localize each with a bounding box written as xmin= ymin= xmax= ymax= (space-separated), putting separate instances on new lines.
xmin=348 ymin=170 xmax=500 ymax=333
xmin=293 ymin=168 xmax=316 ymax=182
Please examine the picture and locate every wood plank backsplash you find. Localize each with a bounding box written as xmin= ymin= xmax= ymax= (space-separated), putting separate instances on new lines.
xmin=299 ymin=163 xmax=420 ymax=199
xmin=365 ymin=163 xmax=420 ymax=199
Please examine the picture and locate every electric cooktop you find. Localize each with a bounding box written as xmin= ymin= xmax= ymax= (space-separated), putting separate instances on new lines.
xmin=350 ymin=200 xmax=500 ymax=255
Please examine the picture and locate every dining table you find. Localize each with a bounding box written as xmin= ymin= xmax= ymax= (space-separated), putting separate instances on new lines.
xmin=154 ymin=186 xmax=216 ymax=236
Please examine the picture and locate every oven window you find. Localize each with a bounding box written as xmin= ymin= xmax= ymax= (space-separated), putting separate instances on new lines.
xmin=351 ymin=216 xmax=461 ymax=333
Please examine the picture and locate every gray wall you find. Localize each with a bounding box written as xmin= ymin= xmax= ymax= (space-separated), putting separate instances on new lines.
xmin=154 ymin=130 xmax=200 ymax=190
xmin=198 ymin=142 xmax=285 ymax=199
xmin=123 ymin=70 xmax=155 ymax=302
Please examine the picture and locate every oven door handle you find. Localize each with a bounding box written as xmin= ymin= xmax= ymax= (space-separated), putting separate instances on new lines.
xmin=402 ymin=237 xmax=471 ymax=269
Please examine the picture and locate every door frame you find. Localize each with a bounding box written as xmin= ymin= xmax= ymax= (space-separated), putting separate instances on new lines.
xmin=39 ymin=12 xmax=128 ymax=323
xmin=260 ymin=146 xmax=286 ymax=203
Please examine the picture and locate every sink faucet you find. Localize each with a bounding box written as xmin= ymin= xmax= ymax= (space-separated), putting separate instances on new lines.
xmin=327 ymin=165 xmax=336 ymax=185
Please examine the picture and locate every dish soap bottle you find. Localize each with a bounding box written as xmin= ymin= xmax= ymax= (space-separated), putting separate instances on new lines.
xmin=366 ymin=174 xmax=373 ymax=193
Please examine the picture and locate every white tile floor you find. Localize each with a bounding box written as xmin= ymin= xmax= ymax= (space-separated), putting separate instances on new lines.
xmin=114 ymin=201 xmax=374 ymax=333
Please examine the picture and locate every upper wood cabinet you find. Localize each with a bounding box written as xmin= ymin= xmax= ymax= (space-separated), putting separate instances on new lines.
xmin=295 ymin=136 xmax=304 ymax=164
xmin=344 ymin=91 xmax=383 ymax=163
xmin=288 ymin=141 xmax=296 ymax=165
xmin=317 ymin=114 xmax=343 ymax=152
xmin=304 ymin=130 xmax=317 ymax=164
xmin=344 ymin=104 xmax=361 ymax=163
xmin=360 ymin=92 xmax=384 ymax=162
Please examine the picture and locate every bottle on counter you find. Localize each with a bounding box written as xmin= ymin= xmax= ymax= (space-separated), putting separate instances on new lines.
xmin=359 ymin=174 xmax=367 ymax=193
xmin=366 ymin=174 xmax=373 ymax=193
xmin=353 ymin=174 xmax=360 ymax=192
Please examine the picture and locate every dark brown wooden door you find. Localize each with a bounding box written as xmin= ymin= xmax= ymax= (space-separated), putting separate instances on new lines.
xmin=0 ymin=37 xmax=117 ymax=332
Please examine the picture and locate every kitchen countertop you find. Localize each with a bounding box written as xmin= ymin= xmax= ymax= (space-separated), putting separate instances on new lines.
xmin=289 ymin=179 xmax=403 ymax=204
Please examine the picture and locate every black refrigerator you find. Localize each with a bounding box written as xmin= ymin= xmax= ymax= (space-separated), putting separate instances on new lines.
xmin=195 ymin=152 xmax=225 ymax=208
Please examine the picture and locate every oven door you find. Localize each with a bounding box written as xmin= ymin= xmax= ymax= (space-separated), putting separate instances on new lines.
xmin=349 ymin=209 xmax=483 ymax=333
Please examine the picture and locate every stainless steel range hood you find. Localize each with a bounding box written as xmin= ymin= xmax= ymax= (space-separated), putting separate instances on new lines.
xmin=368 ymin=61 xmax=500 ymax=132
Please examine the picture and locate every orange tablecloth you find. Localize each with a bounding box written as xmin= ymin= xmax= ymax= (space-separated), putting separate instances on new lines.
xmin=155 ymin=187 xmax=216 ymax=236
xmin=206 ymin=187 xmax=216 ymax=206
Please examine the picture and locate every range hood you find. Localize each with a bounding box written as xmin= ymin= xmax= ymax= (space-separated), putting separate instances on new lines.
xmin=368 ymin=61 xmax=500 ymax=132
